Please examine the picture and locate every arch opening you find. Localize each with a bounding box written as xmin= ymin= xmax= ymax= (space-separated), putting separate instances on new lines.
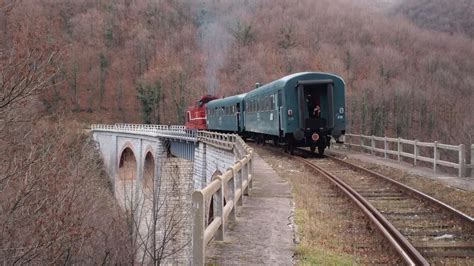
xmin=118 ymin=147 xmax=137 ymax=180
xmin=144 ymin=152 xmax=155 ymax=189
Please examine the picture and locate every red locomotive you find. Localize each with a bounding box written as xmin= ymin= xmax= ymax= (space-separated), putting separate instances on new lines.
xmin=185 ymin=95 xmax=218 ymax=129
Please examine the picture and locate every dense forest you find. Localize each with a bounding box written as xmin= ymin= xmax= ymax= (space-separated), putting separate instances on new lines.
xmin=3 ymin=0 xmax=473 ymax=143
xmin=1 ymin=0 xmax=473 ymax=263
xmin=393 ymin=0 xmax=474 ymax=38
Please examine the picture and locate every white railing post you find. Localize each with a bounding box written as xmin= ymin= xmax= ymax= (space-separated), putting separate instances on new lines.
xmin=414 ymin=140 xmax=419 ymax=166
xmin=397 ymin=138 xmax=402 ymax=162
xmin=433 ymin=141 xmax=438 ymax=174
xmin=192 ymin=191 xmax=205 ymax=266
xmin=214 ymin=178 xmax=225 ymax=241
xmin=384 ymin=137 xmax=387 ymax=159
xmin=371 ymin=135 xmax=375 ymax=155
xmin=471 ymin=144 xmax=474 ymax=178
xmin=459 ymin=144 xmax=466 ymax=178
xmin=227 ymin=167 xmax=237 ymax=221
xmin=237 ymin=163 xmax=244 ymax=206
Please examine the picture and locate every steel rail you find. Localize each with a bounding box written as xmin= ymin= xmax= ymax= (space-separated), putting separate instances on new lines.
xmin=293 ymin=156 xmax=429 ymax=265
xmin=326 ymin=154 xmax=474 ymax=224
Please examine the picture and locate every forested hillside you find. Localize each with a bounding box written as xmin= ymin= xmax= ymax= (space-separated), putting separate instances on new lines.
xmin=393 ymin=0 xmax=474 ymax=38
xmin=7 ymin=0 xmax=472 ymax=144
xmin=1 ymin=0 xmax=473 ymax=263
xmin=3 ymin=0 xmax=472 ymax=145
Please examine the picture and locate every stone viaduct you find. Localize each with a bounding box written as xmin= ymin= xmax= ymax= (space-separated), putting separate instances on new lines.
xmin=91 ymin=124 xmax=252 ymax=265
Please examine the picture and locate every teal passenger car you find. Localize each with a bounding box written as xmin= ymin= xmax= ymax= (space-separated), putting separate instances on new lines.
xmin=206 ymin=94 xmax=246 ymax=133
xmin=244 ymin=72 xmax=345 ymax=155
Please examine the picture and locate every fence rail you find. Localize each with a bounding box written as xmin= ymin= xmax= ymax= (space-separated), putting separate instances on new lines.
xmin=192 ymin=131 xmax=253 ymax=265
xmin=345 ymin=134 xmax=473 ymax=178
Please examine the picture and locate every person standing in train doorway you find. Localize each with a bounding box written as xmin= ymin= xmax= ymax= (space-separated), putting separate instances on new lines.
xmin=306 ymin=94 xmax=321 ymax=118
xmin=314 ymin=104 xmax=321 ymax=118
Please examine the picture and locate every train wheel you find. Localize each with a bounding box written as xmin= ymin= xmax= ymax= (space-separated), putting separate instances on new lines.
xmin=273 ymin=137 xmax=279 ymax=147
xmin=255 ymin=134 xmax=260 ymax=145
xmin=288 ymin=142 xmax=295 ymax=155
xmin=318 ymin=137 xmax=326 ymax=156
xmin=318 ymin=145 xmax=325 ymax=156
xmin=310 ymin=145 xmax=316 ymax=153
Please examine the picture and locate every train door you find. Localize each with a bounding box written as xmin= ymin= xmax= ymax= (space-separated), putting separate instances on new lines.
xmin=236 ymin=103 xmax=241 ymax=132
xmin=297 ymin=80 xmax=334 ymax=131
xmin=277 ymin=90 xmax=283 ymax=137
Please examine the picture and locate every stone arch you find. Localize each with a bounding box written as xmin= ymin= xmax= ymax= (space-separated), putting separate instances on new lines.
xmin=143 ymin=151 xmax=155 ymax=189
xmin=118 ymin=147 xmax=137 ymax=180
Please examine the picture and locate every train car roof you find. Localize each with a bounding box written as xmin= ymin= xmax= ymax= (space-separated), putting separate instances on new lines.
xmin=247 ymin=72 xmax=345 ymax=96
xmin=207 ymin=93 xmax=247 ymax=107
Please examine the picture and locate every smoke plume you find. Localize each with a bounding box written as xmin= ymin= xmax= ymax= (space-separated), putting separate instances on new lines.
xmin=195 ymin=1 xmax=233 ymax=95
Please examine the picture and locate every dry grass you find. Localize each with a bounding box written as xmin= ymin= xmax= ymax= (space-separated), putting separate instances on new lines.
xmin=253 ymin=146 xmax=400 ymax=265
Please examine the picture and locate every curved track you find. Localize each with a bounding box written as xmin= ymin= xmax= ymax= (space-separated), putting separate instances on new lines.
xmin=290 ymin=150 xmax=474 ymax=265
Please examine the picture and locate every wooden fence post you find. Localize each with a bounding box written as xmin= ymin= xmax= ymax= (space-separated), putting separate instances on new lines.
xmin=384 ymin=137 xmax=388 ymax=159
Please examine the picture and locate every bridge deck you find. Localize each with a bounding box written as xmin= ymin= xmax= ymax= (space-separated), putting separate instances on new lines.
xmin=206 ymin=153 xmax=295 ymax=265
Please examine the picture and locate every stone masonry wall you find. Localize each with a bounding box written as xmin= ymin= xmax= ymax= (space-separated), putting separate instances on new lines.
xmin=192 ymin=143 xmax=236 ymax=190
xmin=156 ymin=157 xmax=194 ymax=265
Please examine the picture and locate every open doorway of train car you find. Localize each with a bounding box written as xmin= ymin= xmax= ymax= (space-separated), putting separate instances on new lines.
xmin=297 ymin=80 xmax=334 ymax=131
xmin=236 ymin=103 xmax=241 ymax=132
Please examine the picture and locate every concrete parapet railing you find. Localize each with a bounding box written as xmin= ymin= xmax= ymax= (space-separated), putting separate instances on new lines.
xmin=90 ymin=124 xmax=197 ymax=141
xmin=196 ymin=131 xmax=237 ymax=150
xmin=192 ymin=132 xmax=253 ymax=266
xmin=345 ymin=133 xmax=473 ymax=178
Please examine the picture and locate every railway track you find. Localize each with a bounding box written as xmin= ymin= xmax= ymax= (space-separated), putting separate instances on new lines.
xmin=290 ymin=151 xmax=474 ymax=265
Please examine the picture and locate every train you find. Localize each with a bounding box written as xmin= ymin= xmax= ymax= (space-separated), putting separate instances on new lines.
xmin=185 ymin=72 xmax=346 ymax=155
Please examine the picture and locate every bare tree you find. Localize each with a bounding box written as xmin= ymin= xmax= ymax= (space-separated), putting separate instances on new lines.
xmin=118 ymin=156 xmax=193 ymax=265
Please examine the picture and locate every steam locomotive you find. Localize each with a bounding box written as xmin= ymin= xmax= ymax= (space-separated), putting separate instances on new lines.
xmin=185 ymin=72 xmax=346 ymax=155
